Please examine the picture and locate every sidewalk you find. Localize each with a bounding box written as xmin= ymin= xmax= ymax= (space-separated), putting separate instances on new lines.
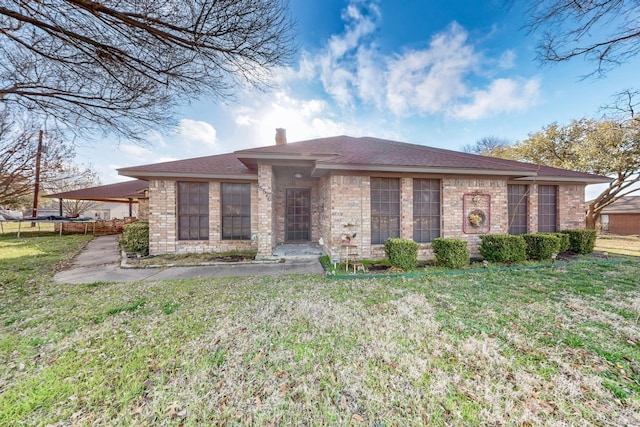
xmin=54 ymin=235 xmax=324 ymax=284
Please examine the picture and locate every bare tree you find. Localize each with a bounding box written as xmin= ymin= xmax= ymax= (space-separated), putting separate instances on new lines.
xmin=461 ymin=136 xmax=511 ymax=155
xmin=0 ymin=111 xmax=74 ymax=208
xmin=0 ymin=0 xmax=295 ymax=140
xmin=44 ymin=165 xmax=101 ymax=217
xmin=525 ymin=0 xmax=640 ymax=75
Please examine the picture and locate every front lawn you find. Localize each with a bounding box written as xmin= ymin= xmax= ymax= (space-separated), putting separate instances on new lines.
xmin=1 ymin=234 xmax=639 ymax=425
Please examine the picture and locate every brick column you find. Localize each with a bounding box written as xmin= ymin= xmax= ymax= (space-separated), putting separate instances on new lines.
xmin=401 ymin=177 xmax=413 ymax=240
xmin=257 ymin=164 xmax=275 ymax=257
xmin=148 ymin=179 xmax=176 ymax=254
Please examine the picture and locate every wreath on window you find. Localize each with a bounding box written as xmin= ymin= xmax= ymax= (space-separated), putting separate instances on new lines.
xmin=468 ymin=209 xmax=486 ymax=227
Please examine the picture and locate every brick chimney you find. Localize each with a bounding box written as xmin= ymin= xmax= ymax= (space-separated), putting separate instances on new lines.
xmin=275 ymin=128 xmax=287 ymax=145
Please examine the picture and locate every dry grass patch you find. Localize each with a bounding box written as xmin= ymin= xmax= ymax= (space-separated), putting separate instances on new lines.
xmin=595 ymin=234 xmax=640 ymax=256
xmin=1 ymin=257 xmax=639 ymax=425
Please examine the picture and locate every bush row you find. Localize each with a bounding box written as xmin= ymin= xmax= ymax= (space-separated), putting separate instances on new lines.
xmin=381 ymin=229 xmax=595 ymax=270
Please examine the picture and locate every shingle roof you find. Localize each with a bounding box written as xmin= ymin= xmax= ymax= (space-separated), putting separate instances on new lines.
xmin=118 ymin=135 xmax=609 ymax=183
xmin=117 ymin=153 xmax=255 ymax=179
xmin=599 ymin=196 xmax=640 ymax=214
xmin=44 ymin=179 xmax=148 ymax=202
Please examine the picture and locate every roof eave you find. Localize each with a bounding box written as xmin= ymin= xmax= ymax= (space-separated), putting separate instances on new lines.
xmin=312 ymin=163 xmax=538 ymax=177
xmin=514 ymin=176 xmax=612 ymax=184
xmin=118 ymin=170 xmax=258 ymax=181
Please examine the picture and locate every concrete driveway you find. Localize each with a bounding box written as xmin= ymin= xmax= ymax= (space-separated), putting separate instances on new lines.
xmin=54 ymin=235 xmax=324 ymax=284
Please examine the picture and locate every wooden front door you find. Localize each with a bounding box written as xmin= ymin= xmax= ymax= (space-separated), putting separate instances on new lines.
xmin=285 ymin=188 xmax=311 ymax=241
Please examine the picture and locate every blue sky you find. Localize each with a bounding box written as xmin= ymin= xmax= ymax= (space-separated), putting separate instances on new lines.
xmin=78 ymin=0 xmax=638 ymax=198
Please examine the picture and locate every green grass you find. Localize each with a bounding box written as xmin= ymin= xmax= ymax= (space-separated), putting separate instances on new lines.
xmin=1 ymin=235 xmax=639 ymax=425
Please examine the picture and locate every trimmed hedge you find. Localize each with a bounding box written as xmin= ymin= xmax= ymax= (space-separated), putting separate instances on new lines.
xmin=431 ymin=238 xmax=469 ymax=269
xmin=120 ymin=221 xmax=149 ymax=254
xmin=479 ymin=234 xmax=527 ymax=263
xmin=561 ymin=229 xmax=597 ymax=254
xmin=522 ymin=234 xmax=560 ymax=260
xmin=539 ymin=232 xmax=570 ymax=252
xmin=384 ymin=238 xmax=420 ymax=271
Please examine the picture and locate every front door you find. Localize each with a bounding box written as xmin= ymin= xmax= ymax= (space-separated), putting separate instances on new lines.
xmin=286 ymin=188 xmax=311 ymax=241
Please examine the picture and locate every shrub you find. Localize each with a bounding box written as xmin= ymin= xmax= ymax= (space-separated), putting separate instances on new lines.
xmin=479 ymin=234 xmax=527 ymax=263
xmin=561 ymin=229 xmax=597 ymax=254
xmin=522 ymin=234 xmax=560 ymax=260
xmin=120 ymin=221 xmax=149 ymax=254
xmin=431 ymin=238 xmax=469 ymax=269
xmin=539 ymin=232 xmax=570 ymax=252
xmin=384 ymin=238 xmax=420 ymax=271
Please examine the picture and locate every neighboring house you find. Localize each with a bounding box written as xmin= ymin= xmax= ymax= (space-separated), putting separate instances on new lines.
xmin=118 ymin=131 xmax=610 ymax=259
xmin=598 ymin=196 xmax=640 ymax=235
xmin=86 ymin=202 xmax=138 ymax=220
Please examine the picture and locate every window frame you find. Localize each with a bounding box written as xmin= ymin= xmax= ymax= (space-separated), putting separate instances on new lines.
xmin=221 ymin=182 xmax=251 ymax=240
xmin=508 ymin=184 xmax=529 ymax=235
xmin=413 ymin=178 xmax=441 ymax=243
xmin=177 ymin=181 xmax=209 ymax=241
xmin=538 ymin=185 xmax=558 ymax=232
xmin=370 ymin=177 xmax=400 ymax=245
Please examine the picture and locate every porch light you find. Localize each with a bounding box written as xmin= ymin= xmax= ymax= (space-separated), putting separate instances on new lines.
xmin=294 ymin=172 xmax=303 ymax=179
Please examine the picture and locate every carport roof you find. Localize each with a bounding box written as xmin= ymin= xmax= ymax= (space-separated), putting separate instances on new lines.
xmin=44 ymin=179 xmax=148 ymax=203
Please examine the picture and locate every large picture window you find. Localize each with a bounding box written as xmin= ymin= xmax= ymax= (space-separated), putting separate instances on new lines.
xmin=413 ymin=179 xmax=440 ymax=243
xmin=538 ymin=185 xmax=557 ymax=232
xmin=178 ymin=182 xmax=209 ymax=240
xmin=508 ymin=184 xmax=529 ymax=235
xmin=371 ymin=177 xmax=400 ymax=245
xmin=221 ymin=183 xmax=251 ymax=240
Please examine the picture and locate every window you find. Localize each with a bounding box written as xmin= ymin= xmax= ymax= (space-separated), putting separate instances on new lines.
xmin=508 ymin=184 xmax=529 ymax=235
xmin=221 ymin=183 xmax=251 ymax=240
xmin=538 ymin=185 xmax=557 ymax=232
xmin=178 ymin=182 xmax=209 ymax=240
xmin=370 ymin=177 xmax=400 ymax=244
xmin=413 ymin=179 xmax=440 ymax=243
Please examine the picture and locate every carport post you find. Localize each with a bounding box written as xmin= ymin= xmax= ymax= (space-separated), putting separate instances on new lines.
xmin=128 ymin=198 xmax=133 ymax=217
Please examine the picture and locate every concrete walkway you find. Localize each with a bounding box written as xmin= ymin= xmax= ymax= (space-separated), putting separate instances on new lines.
xmin=54 ymin=235 xmax=324 ymax=284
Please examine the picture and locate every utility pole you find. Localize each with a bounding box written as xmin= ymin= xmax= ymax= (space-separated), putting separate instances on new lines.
xmin=31 ymin=130 xmax=43 ymax=226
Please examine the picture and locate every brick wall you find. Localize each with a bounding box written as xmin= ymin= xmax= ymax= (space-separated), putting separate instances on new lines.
xmin=148 ymin=179 xmax=176 ymax=254
xmin=138 ymin=198 xmax=149 ymax=221
xmin=607 ymin=214 xmax=640 ymax=235
xmin=557 ymin=184 xmax=586 ymax=229
xmin=148 ymin=179 xmax=258 ymax=255
xmin=145 ymin=172 xmax=587 ymax=258
xmin=440 ymin=177 xmax=508 ymax=255
xmin=257 ymin=164 xmax=275 ymax=257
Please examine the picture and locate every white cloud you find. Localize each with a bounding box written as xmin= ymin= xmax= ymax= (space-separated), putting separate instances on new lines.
xmin=288 ymin=1 xmax=539 ymax=120
xmin=118 ymin=143 xmax=153 ymax=157
xmin=453 ymin=77 xmax=541 ymax=120
xmin=386 ymin=23 xmax=478 ymax=116
xmin=174 ymin=119 xmax=217 ymax=146
xmin=498 ymin=50 xmax=516 ymax=69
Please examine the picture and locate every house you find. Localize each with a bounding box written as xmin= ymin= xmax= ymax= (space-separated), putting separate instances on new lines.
xmin=598 ymin=196 xmax=640 ymax=235
xmin=118 ymin=130 xmax=610 ymax=259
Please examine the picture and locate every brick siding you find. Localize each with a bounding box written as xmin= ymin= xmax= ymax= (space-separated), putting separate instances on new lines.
xmin=146 ymin=172 xmax=586 ymax=259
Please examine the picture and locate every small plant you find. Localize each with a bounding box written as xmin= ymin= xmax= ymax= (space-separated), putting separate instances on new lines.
xmin=561 ymin=229 xmax=597 ymax=254
xmin=384 ymin=238 xmax=419 ymax=271
xmin=432 ymin=238 xmax=469 ymax=269
xmin=120 ymin=221 xmax=149 ymax=255
xmin=479 ymin=234 xmax=527 ymax=263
